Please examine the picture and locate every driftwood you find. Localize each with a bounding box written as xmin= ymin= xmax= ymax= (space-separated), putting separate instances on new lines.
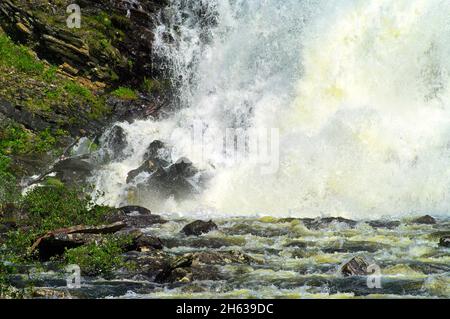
xmin=30 ymin=221 xmax=126 ymax=260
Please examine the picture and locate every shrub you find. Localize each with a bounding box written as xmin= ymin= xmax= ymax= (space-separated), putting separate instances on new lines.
xmin=64 ymin=235 xmax=132 ymax=276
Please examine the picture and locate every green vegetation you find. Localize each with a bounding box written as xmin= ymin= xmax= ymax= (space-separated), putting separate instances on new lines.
xmin=1 ymin=184 xmax=129 ymax=277
xmin=64 ymin=235 xmax=133 ymax=276
xmin=112 ymin=86 xmax=138 ymax=100
xmin=0 ymin=35 xmax=44 ymax=74
xmin=0 ymin=33 xmax=109 ymax=119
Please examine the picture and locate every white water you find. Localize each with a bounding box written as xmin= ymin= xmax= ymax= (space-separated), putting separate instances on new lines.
xmin=92 ymin=0 xmax=450 ymax=219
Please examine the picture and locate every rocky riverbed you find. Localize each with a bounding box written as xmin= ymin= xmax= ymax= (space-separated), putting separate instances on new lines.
xmin=6 ymin=212 xmax=449 ymax=299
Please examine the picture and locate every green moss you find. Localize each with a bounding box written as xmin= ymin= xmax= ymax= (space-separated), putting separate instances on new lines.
xmin=112 ymin=86 xmax=138 ymax=100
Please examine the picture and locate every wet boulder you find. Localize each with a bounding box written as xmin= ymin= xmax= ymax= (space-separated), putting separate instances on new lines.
xmin=340 ymin=256 xmax=370 ymax=276
xmin=439 ymin=236 xmax=450 ymax=248
xmin=412 ymin=215 xmax=436 ymax=225
xmin=155 ymin=254 xmax=194 ymax=283
xmin=52 ymin=157 xmax=94 ymax=184
xmin=116 ymin=228 xmax=164 ymax=251
xmin=102 ymin=125 xmax=128 ymax=161
xmin=302 ymin=217 xmax=357 ymax=230
xmin=181 ymin=220 xmax=218 ymax=236
xmin=103 ymin=205 xmax=167 ymax=227
xmin=367 ymin=220 xmax=401 ymax=229
xmin=143 ymin=140 xmax=172 ymax=166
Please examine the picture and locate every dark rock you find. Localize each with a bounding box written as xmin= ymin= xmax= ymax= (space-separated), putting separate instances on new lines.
xmin=439 ymin=236 xmax=450 ymax=248
xmin=143 ymin=140 xmax=172 ymax=165
xmin=154 ymin=254 xmax=194 ymax=283
xmin=116 ymin=228 xmax=163 ymax=251
xmin=103 ymin=206 xmax=167 ymax=227
xmin=412 ymin=215 xmax=436 ymax=225
xmin=284 ymin=241 xmax=308 ymax=248
xmin=52 ymin=158 xmax=94 ymax=184
xmin=103 ymin=125 xmax=128 ymax=161
xmin=119 ymin=206 xmax=152 ymax=215
xmin=122 ymin=249 xmax=169 ymax=278
xmin=191 ymin=251 xmax=258 ymax=265
xmin=181 ymin=220 xmax=218 ymax=236
xmin=127 ymin=157 xmax=202 ymax=200
xmin=340 ymin=256 xmax=370 ymax=276
xmin=30 ymin=222 xmax=127 ymax=260
xmin=302 ymin=217 xmax=357 ymax=230
xmin=322 ymin=241 xmax=387 ymax=253
xmin=367 ymin=220 xmax=401 ymax=229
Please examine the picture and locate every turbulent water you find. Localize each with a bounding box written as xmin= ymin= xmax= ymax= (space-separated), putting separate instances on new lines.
xmin=50 ymin=0 xmax=450 ymax=300
xmin=92 ymin=0 xmax=450 ymax=219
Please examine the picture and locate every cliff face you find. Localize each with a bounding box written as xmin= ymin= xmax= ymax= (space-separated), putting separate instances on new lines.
xmin=0 ymin=0 xmax=170 ymax=177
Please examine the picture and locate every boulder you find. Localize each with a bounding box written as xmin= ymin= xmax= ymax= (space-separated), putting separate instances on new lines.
xmin=181 ymin=220 xmax=218 ymax=236
xmin=302 ymin=217 xmax=357 ymax=230
xmin=439 ymin=236 xmax=450 ymax=248
xmin=412 ymin=215 xmax=436 ymax=225
xmin=103 ymin=205 xmax=167 ymax=227
xmin=367 ymin=220 xmax=401 ymax=229
xmin=103 ymin=125 xmax=128 ymax=161
xmin=154 ymin=254 xmax=194 ymax=283
xmin=340 ymin=256 xmax=370 ymax=276
xmin=116 ymin=228 xmax=163 ymax=251
xmin=30 ymin=222 xmax=127 ymax=260
xmin=52 ymin=158 xmax=94 ymax=184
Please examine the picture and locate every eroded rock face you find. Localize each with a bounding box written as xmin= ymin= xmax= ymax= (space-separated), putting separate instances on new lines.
xmin=340 ymin=256 xmax=370 ymax=276
xmin=0 ymin=0 xmax=169 ymax=86
xmin=126 ymin=141 xmax=206 ymax=200
xmin=181 ymin=220 xmax=218 ymax=236
xmin=102 ymin=125 xmax=128 ymax=162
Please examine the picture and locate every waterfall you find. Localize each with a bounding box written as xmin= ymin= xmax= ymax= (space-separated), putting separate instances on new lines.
xmin=92 ymin=0 xmax=450 ymax=219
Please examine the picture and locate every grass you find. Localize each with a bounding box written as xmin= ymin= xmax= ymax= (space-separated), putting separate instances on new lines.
xmin=0 ymin=35 xmax=44 ymax=74
xmin=112 ymin=87 xmax=138 ymax=100
xmin=0 ymin=33 xmax=109 ymax=119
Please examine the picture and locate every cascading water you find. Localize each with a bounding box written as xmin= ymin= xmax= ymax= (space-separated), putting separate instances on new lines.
xmin=92 ymin=0 xmax=450 ymax=219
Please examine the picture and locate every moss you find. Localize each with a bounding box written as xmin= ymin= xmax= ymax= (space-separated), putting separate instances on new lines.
xmin=112 ymin=86 xmax=138 ymax=100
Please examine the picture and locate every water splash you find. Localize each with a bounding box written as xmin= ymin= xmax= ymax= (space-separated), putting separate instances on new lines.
xmin=92 ymin=0 xmax=450 ymax=219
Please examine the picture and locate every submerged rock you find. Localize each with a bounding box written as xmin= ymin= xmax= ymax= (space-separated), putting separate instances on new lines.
xmin=154 ymin=254 xmax=194 ymax=283
xmin=367 ymin=220 xmax=401 ymax=229
xmin=340 ymin=256 xmax=370 ymax=276
xmin=439 ymin=236 xmax=450 ymax=248
xmin=181 ymin=220 xmax=218 ymax=236
xmin=412 ymin=215 xmax=437 ymax=225
xmin=302 ymin=217 xmax=357 ymax=230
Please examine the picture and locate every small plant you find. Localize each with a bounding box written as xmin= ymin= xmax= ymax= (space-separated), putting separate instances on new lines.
xmin=111 ymin=87 xmax=138 ymax=100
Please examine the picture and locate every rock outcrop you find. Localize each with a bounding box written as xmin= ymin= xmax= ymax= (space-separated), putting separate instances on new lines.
xmin=181 ymin=220 xmax=218 ymax=236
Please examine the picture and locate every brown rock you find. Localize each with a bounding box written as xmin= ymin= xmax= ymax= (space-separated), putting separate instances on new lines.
xmin=340 ymin=256 xmax=370 ymax=276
